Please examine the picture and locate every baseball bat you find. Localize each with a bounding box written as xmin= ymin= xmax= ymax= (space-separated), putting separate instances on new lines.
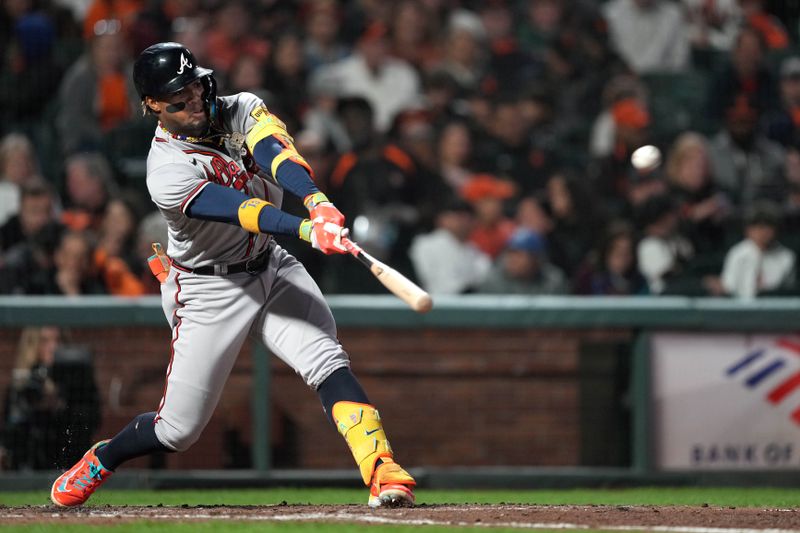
xmin=341 ymin=237 xmax=433 ymax=313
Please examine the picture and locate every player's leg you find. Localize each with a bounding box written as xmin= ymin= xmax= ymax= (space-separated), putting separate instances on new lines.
xmin=51 ymin=272 xmax=263 ymax=507
xmin=254 ymin=244 xmax=415 ymax=507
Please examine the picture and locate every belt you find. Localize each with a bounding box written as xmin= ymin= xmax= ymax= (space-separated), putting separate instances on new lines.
xmin=172 ymin=242 xmax=272 ymax=276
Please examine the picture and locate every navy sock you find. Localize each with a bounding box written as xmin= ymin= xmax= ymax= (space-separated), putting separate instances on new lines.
xmin=317 ymin=367 xmax=370 ymax=425
xmin=95 ymin=412 xmax=171 ymax=470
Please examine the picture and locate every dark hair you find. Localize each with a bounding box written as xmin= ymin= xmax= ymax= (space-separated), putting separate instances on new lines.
xmin=635 ymin=193 xmax=677 ymax=229
xmin=20 ymin=178 xmax=52 ymax=200
xmin=744 ymin=200 xmax=783 ymax=229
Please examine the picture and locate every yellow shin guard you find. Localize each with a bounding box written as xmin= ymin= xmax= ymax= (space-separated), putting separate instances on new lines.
xmin=332 ymin=401 xmax=394 ymax=485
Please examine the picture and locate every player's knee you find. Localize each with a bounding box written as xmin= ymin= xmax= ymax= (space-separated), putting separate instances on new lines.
xmin=154 ymin=419 xmax=203 ymax=452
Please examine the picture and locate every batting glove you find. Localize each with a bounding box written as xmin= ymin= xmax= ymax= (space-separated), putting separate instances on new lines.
xmin=304 ymin=192 xmax=345 ymax=226
xmin=299 ymin=219 xmax=349 ymax=255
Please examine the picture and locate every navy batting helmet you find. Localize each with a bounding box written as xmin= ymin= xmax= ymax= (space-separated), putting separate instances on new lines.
xmin=133 ymin=42 xmax=216 ymax=114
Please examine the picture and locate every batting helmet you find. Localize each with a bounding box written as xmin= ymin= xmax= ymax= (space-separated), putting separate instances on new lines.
xmin=133 ymin=42 xmax=216 ymax=114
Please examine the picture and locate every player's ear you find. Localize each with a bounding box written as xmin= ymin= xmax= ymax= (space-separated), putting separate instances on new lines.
xmin=144 ymin=97 xmax=160 ymax=115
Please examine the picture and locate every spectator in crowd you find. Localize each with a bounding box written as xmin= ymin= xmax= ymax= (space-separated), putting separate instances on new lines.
xmin=433 ymin=10 xmax=487 ymax=93
xmin=0 ymin=221 xmax=62 ymax=295
xmin=81 ymin=0 xmax=142 ymax=41
xmin=781 ymin=144 xmax=800 ymax=252
xmin=708 ymin=26 xmax=777 ymax=121
xmin=474 ymin=95 xmax=549 ymax=193
xmin=589 ymin=74 xmax=649 ymax=159
xmin=437 ymin=120 xmax=474 ymax=193
xmin=461 ymin=173 xmax=517 ymax=259
xmin=328 ymin=97 xmax=421 ymax=265
xmin=203 ymin=1 xmax=268 ymax=80
xmin=1 ymin=327 xmax=100 ymax=469
xmin=636 ymin=194 xmax=695 ymax=294
xmin=0 ymin=133 xmax=39 ymax=226
xmin=1 ymin=326 xmax=63 ymax=469
xmin=518 ymin=0 xmax=564 ymax=55
xmin=626 ymin=160 xmax=669 ymax=218
xmin=52 ymin=230 xmax=105 ymax=296
xmin=227 ymin=53 xmax=270 ymax=103
xmin=479 ymin=1 xmax=540 ymax=93
xmin=764 ymin=57 xmax=800 ymax=147
xmin=740 ymin=0 xmax=789 ymax=50
xmin=0 ymin=12 xmax=62 ymax=130
xmin=421 ymin=70 xmax=462 ymax=127
xmin=592 ymin=96 xmax=653 ymax=218
xmin=544 ymin=172 xmax=603 ymax=278
xmin=61 ymin=152 xmax=116 ymax=234
xmin=315 ymin=22 xmax=421 ymax=133
xmin=708 ymin=94 xmax=785 ymax=208
xmin=409 ymin=198 xmax=491 ymax=294
xmin=0 ymin=179 xmax=56 ymax=253
xmin=602 ymin=0 xmax=690 ymax=74
xmin=574 ymin=221 xmax=648 ymax=295
xmin=94 ymin=196 xmax=145 ymax=296
xmin=682 ymin=0 xmax=741 ymax=53
xmin=56 ymin=18 xmax=138 ymax=154
xmin=667 ymin=132 xmax=732 ymax=256
xmin=516 ymin=195 xmax=554 ymax=237
xmin=390 ymin=0 xmax=441 ymax=73
xmin=543 ymin=3 xmax=627 ymax=136
xmin=479 ymin=228 xmax=568 ymax=295
xmin=262 ymin=32 xmax=309 ymax=130
xmin=721 ymin=201 xmax=796 ymax=298
xmin=303 ymin=0 xmax=349 ymax=73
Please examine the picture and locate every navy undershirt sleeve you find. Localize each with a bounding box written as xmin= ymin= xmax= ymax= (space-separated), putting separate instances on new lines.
xmin=252 ymin=136 xmax=319 ymax=199
xmin=185 ymin=182 xmax=304 ymax=237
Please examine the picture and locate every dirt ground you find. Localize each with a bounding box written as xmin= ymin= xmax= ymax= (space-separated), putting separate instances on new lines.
xmin=2 ymin=504 xmax=800 ymax=530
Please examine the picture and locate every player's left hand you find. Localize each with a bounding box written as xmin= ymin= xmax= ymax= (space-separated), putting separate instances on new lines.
xmin=304 ymin=192 xmax=344 ymax=226
xmin=304 ymin=220 xmax=349 ymax=255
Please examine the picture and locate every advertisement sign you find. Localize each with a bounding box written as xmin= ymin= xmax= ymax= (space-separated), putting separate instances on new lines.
xmin=652 ymin=333 xmax=800 ymax=470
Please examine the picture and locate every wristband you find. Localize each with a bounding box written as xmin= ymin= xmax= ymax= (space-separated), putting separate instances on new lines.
xmin=299 ymin=219 xmax=313 ymax=242
xmin=304 ymin=192 xmax=330 ymax=210
xmin=238 ymin=198 xmax=271 ymax=233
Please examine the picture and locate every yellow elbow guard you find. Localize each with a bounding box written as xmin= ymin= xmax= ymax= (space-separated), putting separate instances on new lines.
xmin=246 ymin=106 xmax=313 ymax=178
xmin=238 ymin=198 xmax=271 ymax=233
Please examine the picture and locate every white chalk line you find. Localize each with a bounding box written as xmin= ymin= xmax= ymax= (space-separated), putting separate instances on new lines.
xmin=5 ymin=510 xmax=799 ymax=533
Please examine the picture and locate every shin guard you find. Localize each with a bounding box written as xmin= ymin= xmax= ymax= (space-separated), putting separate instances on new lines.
xmin=332 ymin=401 xmax=393 ymax=485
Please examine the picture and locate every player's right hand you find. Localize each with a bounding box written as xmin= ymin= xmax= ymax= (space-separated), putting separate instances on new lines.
xmin=300 ymin=219 xmax=349 ymax=255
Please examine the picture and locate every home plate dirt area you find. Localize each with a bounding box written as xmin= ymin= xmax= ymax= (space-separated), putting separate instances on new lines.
xmin=2 ymin=504 xmax=800 ymax=531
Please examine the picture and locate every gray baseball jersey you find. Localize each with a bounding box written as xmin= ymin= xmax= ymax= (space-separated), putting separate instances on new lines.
xmin=145 ymin=93 xmax=349 ymax=452
xmin=146 ymin=92 xmax=283 ymax=269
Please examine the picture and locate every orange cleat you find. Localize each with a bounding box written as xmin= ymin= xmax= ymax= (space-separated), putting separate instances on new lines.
xmin=50 ymin=440 xmax=112 ymax=507
xmin=368 ymin=459 xmax=416 ymax=508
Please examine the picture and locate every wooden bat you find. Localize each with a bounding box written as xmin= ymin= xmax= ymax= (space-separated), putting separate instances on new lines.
xmin=342 ymin=237 xmax=432 ymax=313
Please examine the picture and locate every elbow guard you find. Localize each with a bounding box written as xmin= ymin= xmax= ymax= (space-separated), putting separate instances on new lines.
xmin=246 ymin=106 xmax=313 ymax=178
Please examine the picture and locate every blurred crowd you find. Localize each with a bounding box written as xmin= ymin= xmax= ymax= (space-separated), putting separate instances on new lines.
xmin=2 ymin=0 xmax=800 ymax=298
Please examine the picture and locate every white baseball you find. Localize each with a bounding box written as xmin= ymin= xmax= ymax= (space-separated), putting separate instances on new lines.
xmin=631 ymin=145 xmax=662 ymax=171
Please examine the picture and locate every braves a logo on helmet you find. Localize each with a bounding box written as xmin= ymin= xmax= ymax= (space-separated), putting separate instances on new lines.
xmin=177 ymin=53 xmax=193 ymax=75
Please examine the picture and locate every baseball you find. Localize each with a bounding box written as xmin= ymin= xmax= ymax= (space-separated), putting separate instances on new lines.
xmin=631 ymin=145 xmax=662 ymax=171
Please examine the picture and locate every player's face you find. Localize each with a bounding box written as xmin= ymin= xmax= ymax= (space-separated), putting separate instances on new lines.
xmin=152 ymin=79 xmax=209 ymax=136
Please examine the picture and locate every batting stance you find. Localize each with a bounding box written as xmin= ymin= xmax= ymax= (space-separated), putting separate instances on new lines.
xmin=51 ymin=42 xmax=415 ymax=508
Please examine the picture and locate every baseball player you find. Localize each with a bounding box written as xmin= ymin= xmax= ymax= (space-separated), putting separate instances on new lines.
xmin=50 ymin=42 xmax=415 ymax=508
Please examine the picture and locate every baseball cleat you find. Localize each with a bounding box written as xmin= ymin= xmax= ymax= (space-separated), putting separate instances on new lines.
xmin=50 ymin=440 xmax=113 ymax=507
xmin=368 ymin=460 xmax=416 ymax=508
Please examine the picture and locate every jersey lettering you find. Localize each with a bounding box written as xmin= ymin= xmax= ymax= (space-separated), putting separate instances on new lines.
xmin=184 ymin=149 xmax=254 ymax=194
